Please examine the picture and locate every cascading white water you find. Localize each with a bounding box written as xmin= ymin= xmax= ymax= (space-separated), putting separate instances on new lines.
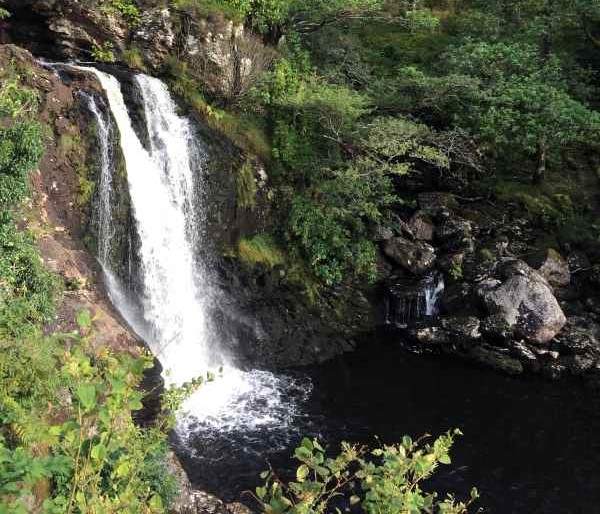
xmin=83 ymin=67 xmax=310 ymax=445
xmin=424 ymin=274 xmax=445 ymax=317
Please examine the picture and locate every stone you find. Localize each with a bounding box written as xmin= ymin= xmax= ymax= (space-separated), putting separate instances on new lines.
xmin=567 ymin=251 xmax=591 ymax=273
xmin=535 ymin=248 xmax=570 ymax=288
xmin=436 ymin=216 xmax=474 ymax=252
xmin=373 ymin=225 xmax=394 ymax=242
xmin=563 ymin=354 xmax=596 ymax=376
xmin=440 ymin=281 xmax=474 ymax=315
xmin=468 ymin=345 xmax=524 ymax=375
xmin=554 ymin=315 xmax=600 ymax=356
xmin=476 ymin=260 xmax=566 ymax=344
xmin=510 ymin=341 xmax=537 ymax=362
xmin=133 ymin=8 xmax=175 ymax=68
xmin=408 ymin=326 xmax=451 ymax=345
xmin=383 ymin=237 xmax=436 ymax=275
xmin=440 ymin=315 xmax=481 ymax=342
xmin=408 ymin=211 xmax=434 ymax=241
xmin=480 ymin=313 xmax=514 ymax=343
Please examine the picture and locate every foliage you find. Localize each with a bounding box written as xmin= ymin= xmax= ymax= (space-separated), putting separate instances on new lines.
xmin=237 ymin=160 xmax=258 ymax=209
xmin=0 ymin=218 xmax=60 ymax=339
xmin=102 ymin=0 xmax=141 ymax=25
xmin=0 ymin=312 xmax=182 ymax=513
xmin=91 ymin=42 xmax=117 ymax=63
xmin=172 ymin=0 xmax=385 ymax=34
xmin=238 ymin=234 xmax=285 ymax=268
xmin=122 ymin=46 xmax=147 ymax=71
xmin=255 ymin=430 xmax=479 ymax=514
xmin=167 ymin=57 xmax=272 ymax=160
xmin=0 ymin=122 xmax=44 ymax=208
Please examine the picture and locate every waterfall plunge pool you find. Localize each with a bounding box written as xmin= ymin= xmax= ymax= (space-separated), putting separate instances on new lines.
xmin=174 ymin=337 xmax=600 ymax=514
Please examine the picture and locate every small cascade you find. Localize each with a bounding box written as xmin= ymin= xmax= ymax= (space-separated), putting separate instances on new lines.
xmin=385 ymin=273 xmax=444 ymax=326
xmin=424 ymin=273 xmax=445 ymax=317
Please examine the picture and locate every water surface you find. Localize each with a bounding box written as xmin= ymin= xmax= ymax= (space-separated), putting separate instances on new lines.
xmin=176 ymin=339 xmax=600 ymax=514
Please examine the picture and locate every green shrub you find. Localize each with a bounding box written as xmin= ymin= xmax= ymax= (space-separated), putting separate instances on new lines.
xmin=0 ymin=122 xmax=44 ymax=208
xmin=255 ymin=430 xmax=480 ymax=514
xmin=0 ymin=312 xmax=184 ymax=513
xmin=91 ymin=42 xmax=116 ymax=63
xmin=102 ymin=0 xmax=141 ymax=25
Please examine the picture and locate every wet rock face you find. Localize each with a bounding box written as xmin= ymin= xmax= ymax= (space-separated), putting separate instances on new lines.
xmin=476 ymin=259 xmax=566 ymax=344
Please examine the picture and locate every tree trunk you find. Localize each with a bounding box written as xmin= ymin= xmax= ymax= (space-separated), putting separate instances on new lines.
xmin=533 ymin=139 xmax=547 ymax=184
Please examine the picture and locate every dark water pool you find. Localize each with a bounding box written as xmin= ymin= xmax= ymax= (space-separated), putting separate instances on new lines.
xmin=175 ymin=341 xmax=600 ymax=514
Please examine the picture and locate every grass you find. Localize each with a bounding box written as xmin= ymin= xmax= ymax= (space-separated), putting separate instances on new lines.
xmin=236 ymin=159 xmax=257 ymax=209
xmin=122 ymin=46 xmax=147 ymax=71
xmin=238 ymin=234 xmax=285 ymax=268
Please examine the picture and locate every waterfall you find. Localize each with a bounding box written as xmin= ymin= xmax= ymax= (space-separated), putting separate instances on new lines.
xmin=424 ymin=274 xmax=444 ymax=317
xmin=386 ymin=273 xmax=444 ymax=326
xmin=81 ymin=67 xmax=309 ymax=449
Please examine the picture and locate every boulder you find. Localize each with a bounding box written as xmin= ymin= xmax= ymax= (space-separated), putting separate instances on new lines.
xmin=408 ymin=211 xmax=434 ymax=241
xmin=534 ymin=248 xmax=570 ymax=288
xmin=554 ymin=316 xmax=600 ymax=356
xmin=383 ymin=237 xmax=436 ymax=275
xmin=133 ymin=8 xmax=175 ymax=69
xmin=476 ymin=259 xmax=566 ymax=344
xmin=440 ymin=315 xmax=481 ymax=342
xmin=407 ymin=326 xmax=451 ymax=345
xmin=436 ymin=216 xmax=474 ymax=252
xmin=468 ymin=345 xmax=524 ymax=375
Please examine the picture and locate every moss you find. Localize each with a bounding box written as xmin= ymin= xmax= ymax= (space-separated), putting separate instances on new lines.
xmin=236 ymin=160 xmax=257 ymax=210
xmin=76 ymin=163 xmax=95 ymax=208
xmin=238 ymin=234 xmax=285 ymax=268
xmin=493 ymin=179 xmax=576 ymax=227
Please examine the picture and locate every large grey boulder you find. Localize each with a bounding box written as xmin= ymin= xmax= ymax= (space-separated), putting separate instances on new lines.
xmin=476 ymin=260 xmax=566 ymax=344
xmin=383 ymin=237 xmax=436 ymax=275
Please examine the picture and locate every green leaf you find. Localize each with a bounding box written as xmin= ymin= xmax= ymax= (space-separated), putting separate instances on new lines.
xmin=75 ymin=383 xmax=96 ymax=411
xmin=438 ymin=453 xmax=451 ymax=465
xmin=76 ymin=309 xmax=92 ymax=330
xmin=296 ymin=464 xmax=310 ymax=482
xmin=90 ymin=444 xmax=107 ymax=462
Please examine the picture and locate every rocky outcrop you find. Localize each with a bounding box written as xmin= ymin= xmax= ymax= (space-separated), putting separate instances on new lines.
xmin=4 ymin=0 xmax=129 ymax=59
xmin=476 ymin=260 xmax=566 ymax=344
xmin=383 ymin=237 xmax=436 ymax=275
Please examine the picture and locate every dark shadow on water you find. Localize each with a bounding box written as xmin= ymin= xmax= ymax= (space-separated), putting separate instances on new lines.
xmin=174 ymin=337 xmax=600 ymax=514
